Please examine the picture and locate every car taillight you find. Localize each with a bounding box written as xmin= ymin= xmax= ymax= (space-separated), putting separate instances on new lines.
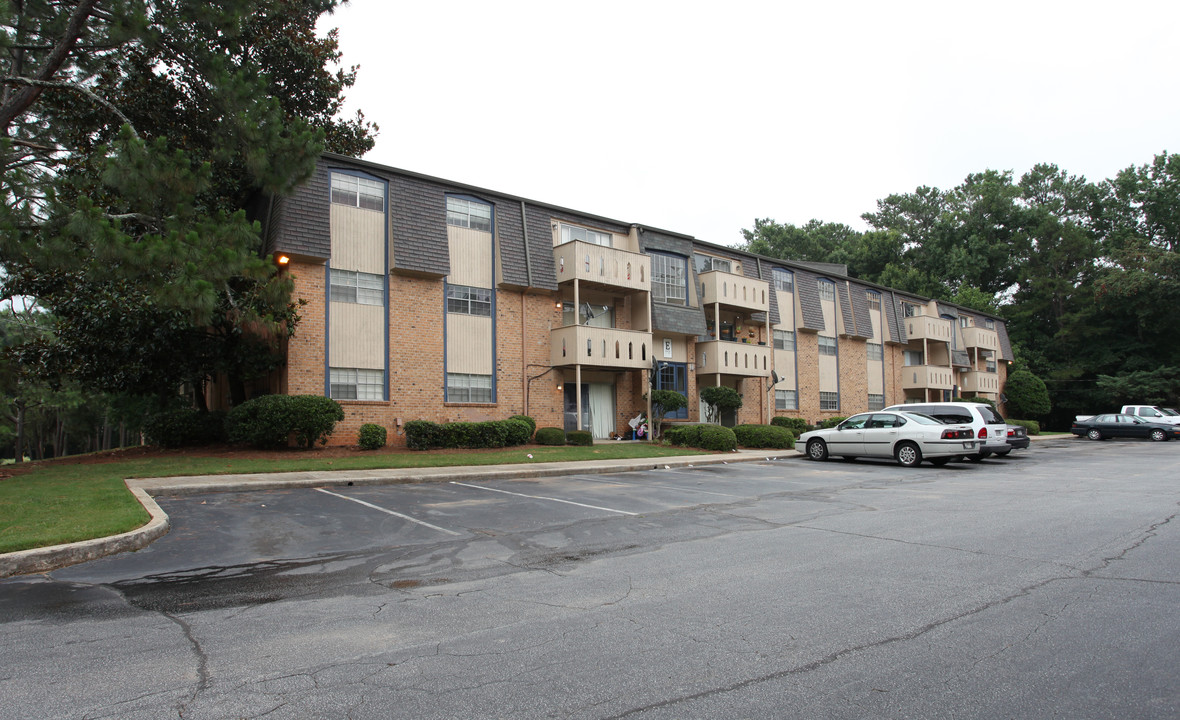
xmin=977 ymin=427 xmax=987 ymax=439
xmin=1007 ymin=428 xmax=1015 ymax=437
xmin=941 ymin=429 xmax=966 ymax=439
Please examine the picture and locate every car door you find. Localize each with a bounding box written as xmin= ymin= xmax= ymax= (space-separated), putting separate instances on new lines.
xmin=1122 ymin=415 xmax=1153 ymax=438
xmin=827 ymin=414 xmax=869 ymax=457
xmin=860 ymin=413 xmax=903 ymax=458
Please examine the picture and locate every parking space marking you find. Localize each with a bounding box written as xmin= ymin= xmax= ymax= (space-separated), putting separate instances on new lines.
xmin=572 ymin=476 xmax=743 ymax=498
xmin=314 ymin=488 xmax=462 ymax=536
xmin=450 ymin=482 xmax=639 ymax=516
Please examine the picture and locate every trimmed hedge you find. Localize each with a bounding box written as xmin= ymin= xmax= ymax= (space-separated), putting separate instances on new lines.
xmin=406 ymin=418 xmax=539 ymax=450
xmin=358 ymin=423 xmax=387 ymax=450
xmin=144 ymin=408 xmax=226 ymax=448
xmin=535 ymin=427 xmax=566 ymax=445
xmin=733 ymin=424 xmax=794 ymax=449
xmin=566 ymin=429 xmax=593 ymax=446
xmin=508 ymin=414 xmax=536 ymax=437
xmin=771 ymin=416 xmax=811 ymax=436
xmin=819 ymin=416 xmax=848 ymax=429
xmin=404 ymin=420 xmax=444 ymax=450
xmin=664 ymin=424 xmax=703 ymax=448
xmin=1007 ymin=418 xmax=1041 ymax=435
xmin=504 ymin=418 xmax=533 ymax=446
xmin=226 ymin=395 xmax=344 ymax=449
xmin=664 ymin=423 xmax=735 ymax=451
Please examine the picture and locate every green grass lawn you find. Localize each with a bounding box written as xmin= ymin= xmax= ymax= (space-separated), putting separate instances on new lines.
xmin=0 ymin=443 xmax=707 ymax=555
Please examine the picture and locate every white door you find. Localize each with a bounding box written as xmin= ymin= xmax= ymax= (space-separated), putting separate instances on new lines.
xmin=588 ymin=383 xmax=615 ymax=439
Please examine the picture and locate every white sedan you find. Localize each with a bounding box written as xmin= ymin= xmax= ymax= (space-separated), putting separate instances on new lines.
xmin=799 ymin=411 xmax=977 ymax=467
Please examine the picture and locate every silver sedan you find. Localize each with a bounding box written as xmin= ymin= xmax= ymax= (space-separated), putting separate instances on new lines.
xmin=800 ymin=411 xmax=977 ymax=467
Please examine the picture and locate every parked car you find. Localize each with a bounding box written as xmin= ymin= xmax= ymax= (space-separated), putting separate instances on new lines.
xmin=1005 ymin=424 xmax=1030 ymax=450
xmin=799 ymin=411 xmax=976 ymax=467
xmin=882 ymin=401 xmax=1011 ymax=460
xmin=1070 ymin=413 xmax=1180 ymax=442
xmin=1076 ymin=405 xmax=1180 ymax=425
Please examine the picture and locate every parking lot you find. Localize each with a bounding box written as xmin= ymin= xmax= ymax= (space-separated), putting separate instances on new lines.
xmin=2 ymin=438 xmax=1178 ymax=719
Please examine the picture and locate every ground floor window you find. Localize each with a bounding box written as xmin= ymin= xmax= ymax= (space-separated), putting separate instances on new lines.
xmin=820 ymin=391 xmax=840 ymax=411
xmin=868 ymin=393 xmax=885 ymax=410
xmin=775 ymin=389 xmax=798 ymax=411
xmin=447 ymin=373 xmax=493 ymax=403
xmin=655 ymin=361 xmax=688 ymax=419
xmin=330 ymin=367 xmax=384 ymax=400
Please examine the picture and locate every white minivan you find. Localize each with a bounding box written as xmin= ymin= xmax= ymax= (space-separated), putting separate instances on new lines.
xmin=882 ymin=401 xmax=1011 ymax=460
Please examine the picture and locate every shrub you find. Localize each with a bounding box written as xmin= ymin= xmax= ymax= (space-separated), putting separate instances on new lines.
xmin=405 ymin=420 xmax=443 ymax=450
xmin=733 ymin=424 xmax=794 ymax=449
xmin=771 ymin=416 xmax=811 ymax=436
xmin=1007 ymin=418 xmax=1041 ymax=435
xmin=699 ymin=386 xmax=743 ymax=424
xmin=504 ymin=418 xmax=533 ymax=446
xmin=144 ymin=408 xmax=226 ymax=448
xmin=358 ymin=423 xmax=387 ymax=450
xmin=226 ymin=395 xmax=296 ymax=448
xmin=508 ymin=414 xmax=536 ymax=437
xmin=664 ymin=425 xmax=703 ymax=447
xmin=820 ymin=416 xmax=847 ymax=429
xmin=288 ymin=395 xmax=345 ymax=448
xmin=1003 ymin=370 xmax=1051 ymax=418
xmin=440 ymin=421 xmax=507 ymax=449
xmin=697 ymin=425 xmax=737 ymax=452
xmin=566 ymin=429 xmax=593 ymax=446
xmin=536 ymin=427 xmax=566 ymax=445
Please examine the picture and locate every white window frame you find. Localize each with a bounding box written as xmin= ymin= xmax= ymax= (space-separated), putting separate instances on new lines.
xmin=820 ymin=391 xmax=840 ymax=411
xmin=651 ymin=252 xmax=687 ymax=306
xmin=903 ymin=302 xmax=920 ymax=317
xmin=330 ymin=269 xmax=384 ymax=305
xmin=446 ymin=284 xmax=492 ymax=316
xmin=818 ymin=336 xmax=837 ymax=356
xmin=446 ymin=196 xmax=492 ymax=232
xmin=329 ymin=367 xmax=384 ymax=400
xmin=447 ymin=373 xmax=493 ymax=403
xmin=866 ymin=291 xmax=881 ymax=310
xmin=773 ymin=268 xmax=794 ymax=293
xmin=773 ymin=329 xmax=795 ymax=351
xmin=775 ymin=389 xmax=798 ymax=411
xmin=867 ymin=342 xmax=884 ymax=361
xmin=560 ymin=223 xmax=612 ymax=247
xmin=818 ymin=280 xmax=836 ymax=302
xmin=693 ymin=253 xmax=731 ymax=274
xmin=868 ymin=393 xmax=885 ymax=411
xmin=330 ymin=173 xmax=384 ymax=212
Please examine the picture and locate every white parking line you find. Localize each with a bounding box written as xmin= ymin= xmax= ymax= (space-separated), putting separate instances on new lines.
xmin=314 ymin=488 xmax=462 ymax=536
xmin=572 ymin=476 xmax=742 ymax=498
xmin=450 ymin=482 xmax=639 ymax=516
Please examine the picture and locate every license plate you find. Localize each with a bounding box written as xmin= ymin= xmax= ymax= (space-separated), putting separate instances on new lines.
xmin=962 ymin=441 xmax=975 ymax=449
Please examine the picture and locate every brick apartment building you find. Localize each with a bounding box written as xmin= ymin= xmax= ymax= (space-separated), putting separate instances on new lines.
xmin=244 ymin=153 xmax=1013 ymax=445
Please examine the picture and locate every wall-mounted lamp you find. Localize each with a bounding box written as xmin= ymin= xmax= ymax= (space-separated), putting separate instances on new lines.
xmin=276 ymin=254 xmax=290 ymax=266
xmin=556 ymin=384 xmax=563 ymax=391
xmin=555 ymin=300 xmax=563 ymax=310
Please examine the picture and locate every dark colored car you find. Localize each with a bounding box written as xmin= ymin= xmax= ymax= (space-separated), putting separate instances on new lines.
xmin=1070 ymin=413 xmax=1180 ymax=442
xmin=1006 ymin=424 xmax=1030 ymax=450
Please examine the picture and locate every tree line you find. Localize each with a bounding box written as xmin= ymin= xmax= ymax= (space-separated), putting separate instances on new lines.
xmin=742 ymin=155 xmax=1180 ymax=429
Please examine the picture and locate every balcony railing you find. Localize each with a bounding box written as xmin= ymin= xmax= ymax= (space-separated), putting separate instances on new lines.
xmin=553 ymin=241 xmax=650 ymax=292
xmin=960 ymin=370 xmax=1000 ymax=394
xmin=904 ymin=315 xmax=953 ymax=343
xmin=698 ymin=271 xmax=769 ymax=313
xmin=901 ymin=364 xmax=955 ymax=391
xmin=695 ymin=339 xmax=772 ymax=377
xmin=550 ymin=326 xmax=652 ymax=369
xmin=962 ymin=326 xmax=999 ymax=351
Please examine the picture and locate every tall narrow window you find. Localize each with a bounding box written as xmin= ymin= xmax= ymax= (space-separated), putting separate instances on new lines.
xmin=818 ymin=280 xmax=836 ymax=301
xmin=866 ymin=291 xmax=881 ymax=310
xmin=651 ymin=252 xmax=687 ymax=306
xmin=773 ymin=268 xmax=794 ymax=292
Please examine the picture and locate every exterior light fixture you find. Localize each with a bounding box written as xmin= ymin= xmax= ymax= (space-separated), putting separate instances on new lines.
xmin=276 ymin=254 xmax=290 ymax=266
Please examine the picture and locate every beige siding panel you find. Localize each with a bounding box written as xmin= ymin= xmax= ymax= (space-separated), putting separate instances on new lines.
xmin=868 ymin=360 xmax=884 ymax=395
xmin=774 ymin=350 xmax=797 ymax=390
xmin=329 ymin=302 xmax=385 ymax=369
xmin=447 ymin=314 xmax=493 ymax=373
xmin=869 ymin=307 xmax=881 ymax=340
xmin=776 ymin=290 xmax=796 ymax=330
xmin=330 ymin=204 xmax=385 ymax=273
xmin=654 ymin=334 xmax=688 ymax=362
xmin=448 ymin=226 xmax=493 ymax=288
xmin=819 ymin=352 xmax=839 ymax=392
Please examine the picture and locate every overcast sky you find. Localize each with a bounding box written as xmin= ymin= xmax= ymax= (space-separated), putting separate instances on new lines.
xmin=320 ymin=0 xmax=1179 ymax=248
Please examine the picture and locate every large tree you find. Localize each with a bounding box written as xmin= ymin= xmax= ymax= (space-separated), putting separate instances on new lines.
xmin=1 ymin=0 xmax=375 ymax=406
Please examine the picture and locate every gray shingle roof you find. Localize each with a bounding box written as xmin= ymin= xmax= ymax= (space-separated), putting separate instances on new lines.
xmin=794 ymin=269 xmax=826 ymax=332
xmin=846 ymin=281 xmax=874 ymax=339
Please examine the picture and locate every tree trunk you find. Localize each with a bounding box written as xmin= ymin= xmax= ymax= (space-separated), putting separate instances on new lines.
xmin=14 ymin=400 xmax=25 ymax=463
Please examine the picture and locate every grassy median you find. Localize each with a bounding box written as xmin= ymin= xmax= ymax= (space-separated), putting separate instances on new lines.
xmin=0 ymin=443 xmax=707 ymax=555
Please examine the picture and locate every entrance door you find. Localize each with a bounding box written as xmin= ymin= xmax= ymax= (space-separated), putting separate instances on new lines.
xmin=588 ymin=383 xmax=615 ymax=439
xmin=563 ymin=384 xmax=590 ymax=433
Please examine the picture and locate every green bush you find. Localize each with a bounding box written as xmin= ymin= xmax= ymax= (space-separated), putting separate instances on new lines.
xmin=1003 ymin=370 xmax=1051 ymax=418
xmin=535 ymin=427 xmax=566 ymax=445
xmin=566 ymin=430 xmax=593 ymax=446
xmin=733 ymin=424 xmax=794 ymax=449
xmin=504 ymin=418 xmax=533 ymax=446
xmin=697 ymin=425 xmax=737 ymax=452
xmin=508 ymin=414 xmax=536 ymax=436
xmin=771 ymin=416 xmax=811 ymax=436
xmin=663 ymin=425 xmax=703 ymax=447
xmin=144 ymin=408 xmax=226 ymax=448
xmin=358 ymin=423 xmax=387 ymax=450
xmin=1007 ymin=418 xmax=1041 ymax=435
xmin=819 ymin=416 xmax=847 ymax=429
xmin=287 ymin=395 xmax=346 ymax=448
xmin=441 ymin=421 xmax=508 ymax=449
xmin=405 ymin=420 xmax=443 ymax=450
xmin=699 ymin=386 xmax=743 ymax=423
xmin=226 ymin=395 xmax=293 ymax=448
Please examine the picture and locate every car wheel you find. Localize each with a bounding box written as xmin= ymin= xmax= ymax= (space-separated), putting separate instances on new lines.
xmin=806 ymin=439 xmax=829 ymax=461
xmin=1150 ymin=428 xmax=1167 ymax=442
xmin=929 ymin=457 xmax=951 ymax=467
xmin=895 ymin=441 xmax=922 ymax=467
xmin=1087 ymin=429 xmax=1103 ymax=441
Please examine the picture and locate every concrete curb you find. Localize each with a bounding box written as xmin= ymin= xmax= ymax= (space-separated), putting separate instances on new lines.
xmin=1 ymin=450 xmax=797 ymax=578
xmin=0 ymin=482 xmax=171 ymax=578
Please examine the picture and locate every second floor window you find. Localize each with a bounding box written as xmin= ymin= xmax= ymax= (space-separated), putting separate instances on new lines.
xmin=867 ymin=291 xmax=881 ymax=310
xmin=867 ymin=342 xmax=884 ymax=361
xmin=331 ymin=173 xmax=384 ymax=212
xmin=773 ymin=268 xmax=794 ymax=292
xmin=775 ymin=389 xmax=798 ymax=411
xmin=693 ymin=254 xmax=731 ymax=274
xmin=330 ymin=269 xmax=384 ymax=305
xmin=561 ymin=224 xmax=611 ymax=246
xmin=446 ymin=196 xmax=492 ymax=232
xmin=773 ymin=329 xmax=795 ymax=351
xmin=651 ymin=252 xmax=687 ymax=305
xmin=819 ymin=336 xmax=837 ymax=356
xmin=904 ymin=350 xmax=924 ymax=366
xmin=446 ymin=285 xmax=492 ymax=316
xmin=818 ymin=280 xmax=836 ymax=302
xmin=903 ymin=302 xmax=920 ymax=317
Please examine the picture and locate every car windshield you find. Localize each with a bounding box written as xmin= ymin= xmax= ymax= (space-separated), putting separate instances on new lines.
xmin=977 ymin=406 xmax=1004 ymax=424
xmin=1162 ymin=408 xmax=1180 ymax=416
xmin=900 ymin=412 xmax=942 ymax=425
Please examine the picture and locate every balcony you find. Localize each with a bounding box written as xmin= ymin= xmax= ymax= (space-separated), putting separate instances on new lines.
xmin=550 ymin=325 xmax=653 ymax=369
xmin=698 ymin=271 xmax=769 ymax=313
xmin=962 ymin=326 xmax=999 ymax=351
xmin=960 ymin=370 xmax=1000 ymax=394
xmin=901 ymin=364 xmax=955 ymax=391
xmin=904 ymin=315 xmax=953 ymax=343
xmin=553 ymin=241 xmax=650 ymax=292
xmin=695 ymin=340 xmax=772 ymax=377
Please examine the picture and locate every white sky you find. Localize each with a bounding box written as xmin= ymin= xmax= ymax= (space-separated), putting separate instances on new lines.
xmin=321 ymin=0 xmax=1179 ymax=248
